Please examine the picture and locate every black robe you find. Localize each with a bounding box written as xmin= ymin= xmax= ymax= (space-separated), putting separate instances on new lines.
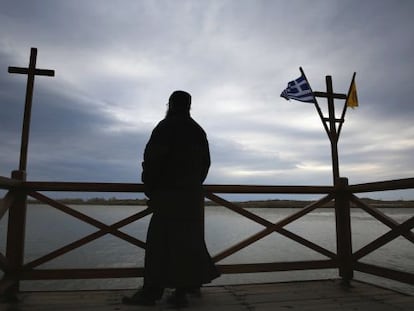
xmin=142 ymin=112 xmax=220 ymax=288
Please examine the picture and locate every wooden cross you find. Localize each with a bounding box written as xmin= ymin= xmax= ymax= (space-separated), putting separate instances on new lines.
xmin=313 ymin=76 xmax=347 ymax=185
xmin=8 ymin=47 xmax=55 ymax=172
xmin=300 ymin=68 xmax=348 ymax=185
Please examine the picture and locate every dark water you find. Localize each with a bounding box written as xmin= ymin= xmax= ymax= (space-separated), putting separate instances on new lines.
xmin=0 ymin=205 xmax=413 ymax=294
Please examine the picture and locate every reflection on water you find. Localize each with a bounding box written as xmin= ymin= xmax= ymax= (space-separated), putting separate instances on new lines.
xmin=0 ymin=205 xmax=412 ymax=294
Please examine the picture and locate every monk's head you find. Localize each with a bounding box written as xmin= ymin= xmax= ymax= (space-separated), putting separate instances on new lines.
xmin=168 ymin=90 xmax=191 ymax=114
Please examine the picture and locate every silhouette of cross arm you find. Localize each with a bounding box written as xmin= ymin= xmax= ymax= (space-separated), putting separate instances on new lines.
xmin=8 ymin=66 xmax=55 ymax=76
xmin=313 ymin=91 xmax=347 ymax=100
xmin=8 ymin=47 xmax=55 ymax=78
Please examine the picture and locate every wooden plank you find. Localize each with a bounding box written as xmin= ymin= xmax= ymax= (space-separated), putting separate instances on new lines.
xmin=21 ymin=267 xmax=145 ymax=280
xmin=205 ymin=184 xmax=333 ymax=194
xmin=21 ymin=181 xmax=333 ymax=194
xmin=355 ymin=262 xmax=414 ymax=285
xmin=218 ymin=260 xmax=337 ymax=273
xmin=314 ymin=91 xmax=348 ymax=99
xmin=349 ymin=178 xmax=414 ymax=193
xmin=0 ymin=176 xmax=21 ymax=190
xmin=1 ymin=280 xmax=411 ymax=310
xmin=12 ymin=178 xmax=414 ymax=195
xmin=20 ymin=261 xmax=336 ymax=281
xmin=23 ymin=181 xmax=145 ymax=192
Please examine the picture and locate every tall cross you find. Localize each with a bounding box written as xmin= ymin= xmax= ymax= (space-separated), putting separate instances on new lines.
xmin=8 ymin=47 xmax=55 ymax=172
xmin=313 ymin=76 xmax=347 ymax=185
xmin=300 ymin=68 xmax=348 ymax=185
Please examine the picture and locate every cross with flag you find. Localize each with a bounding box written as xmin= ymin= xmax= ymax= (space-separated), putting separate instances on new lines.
xmin=280 ymin=67 xmax=358 ymax=185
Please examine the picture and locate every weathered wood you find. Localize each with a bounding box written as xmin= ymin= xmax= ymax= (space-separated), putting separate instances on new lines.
xmin=313 ymin=91 xmax=348 ymax=99
xmin=355 ymin=262 xmax=414 ymax=285
xmin=0 ymin=280 xmax=411 ymax=310
xmin=1 ymin=177 xmax=413 ymax=290
xmin=218 ymin=260 xmax=337 ymax=273
xmin=349 ymin=178 xmax=414 ymax=193
xmin=8 ymin=67 xmax=55 ymax=76
xmin=205 ymin=184 xmax=333 ymax=194
xmin=21 ymin=267 xmax=145 ymax=280
xmin=23 ymin=181 xmax=146 ymax=192
xmin=8 ymin=48 xmax=55 ymax=172
xmin=17 ymin=178 xmax=414 ymax=194
xmin=0 ymin=176 xmax=21 ymax=190
xmin=20 ymin=262 xmax=341 ymax=281
xmin=325 ymin=76 xmax=340 ymax=183
xmin=21 ymin=181 xmax=333 ymax=194
xmin=19 ymin=261 xmax=339 ymax=280
xmin=4 ymin=170 xmax=28 ymax=295
xmin=334 ymin=178 xmax=353 ymax=281
xmin=311 ymin=74 xmax=349 ymax=185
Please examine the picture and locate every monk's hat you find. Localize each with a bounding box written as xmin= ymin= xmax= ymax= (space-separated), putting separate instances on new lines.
xmin=168 ymin=90 xmax=191 ymax=111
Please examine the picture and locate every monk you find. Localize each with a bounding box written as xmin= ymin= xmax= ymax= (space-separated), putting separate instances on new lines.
xmin=123 ymin=90 xmax=220 ymax=308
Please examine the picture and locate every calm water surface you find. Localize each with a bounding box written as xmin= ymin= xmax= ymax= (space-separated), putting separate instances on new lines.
xmin=0 ymin=204 xmax=413 ymax=294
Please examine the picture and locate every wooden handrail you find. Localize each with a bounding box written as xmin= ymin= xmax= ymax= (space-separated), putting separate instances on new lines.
xmin=1 ymin=176 xmax=413 ymax=296
xmin=0 ymin=176 xmax=22 ymax=189
xmin=0 ymin=176 xmax=408 ymax=193
xmin=354 ymin=262 xmax=414 ymax=285
xmin=348 ymin=177 xmax=414 ymax=193
xmin=11 ymin=181 xmax=333 ymax=194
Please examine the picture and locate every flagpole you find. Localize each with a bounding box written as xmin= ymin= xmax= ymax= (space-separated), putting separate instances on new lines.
xmin=299 ymin=67 xmax=330 ymax=137
xmin=337 ymin=72 xmax=356 ymax=138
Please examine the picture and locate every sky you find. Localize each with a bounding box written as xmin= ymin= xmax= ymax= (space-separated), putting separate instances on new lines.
xmin=1 ymin=0 xmax=413 ymax=200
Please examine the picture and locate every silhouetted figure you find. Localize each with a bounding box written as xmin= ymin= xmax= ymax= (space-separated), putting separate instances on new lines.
xmin=123 ymin=90 xmax=220 ymax=307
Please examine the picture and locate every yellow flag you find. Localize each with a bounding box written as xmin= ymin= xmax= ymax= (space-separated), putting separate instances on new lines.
xmin=346 ymin=76 xmax=358 ymax=108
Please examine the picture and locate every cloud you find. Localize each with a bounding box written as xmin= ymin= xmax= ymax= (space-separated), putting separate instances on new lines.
xmin=0 ymin=0 xmax=413 ymax=200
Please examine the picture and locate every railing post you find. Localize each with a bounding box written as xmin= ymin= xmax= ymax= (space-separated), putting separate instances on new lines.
xmin=335 ymin=177 xmax=353 ymax=284
xmin=3 ymin=170 xmax=27 ymax=299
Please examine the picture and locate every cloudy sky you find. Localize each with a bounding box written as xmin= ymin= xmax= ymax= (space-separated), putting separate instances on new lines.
xmin=1 ymin=0 xmax=413 ymax=200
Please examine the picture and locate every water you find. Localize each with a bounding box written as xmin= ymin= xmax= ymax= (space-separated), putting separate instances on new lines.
xmin=0 ymin=204 xmax=413 ymax=294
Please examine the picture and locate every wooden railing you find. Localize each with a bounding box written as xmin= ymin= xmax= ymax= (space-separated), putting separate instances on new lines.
xmin=1 ymin=171 xmax=413 ymax=297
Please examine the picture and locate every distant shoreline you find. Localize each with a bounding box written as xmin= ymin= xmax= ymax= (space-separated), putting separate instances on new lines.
xmin=27 ymin=197 xmax=414 ymax=208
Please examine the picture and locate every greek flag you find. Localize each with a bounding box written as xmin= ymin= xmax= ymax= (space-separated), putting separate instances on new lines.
xmin=281 ymin=75 xmax=315 ymax=103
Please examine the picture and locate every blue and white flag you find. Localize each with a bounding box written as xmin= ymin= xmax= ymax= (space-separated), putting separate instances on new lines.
xmin=280 ymin=75 xmax=315 ymax=103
